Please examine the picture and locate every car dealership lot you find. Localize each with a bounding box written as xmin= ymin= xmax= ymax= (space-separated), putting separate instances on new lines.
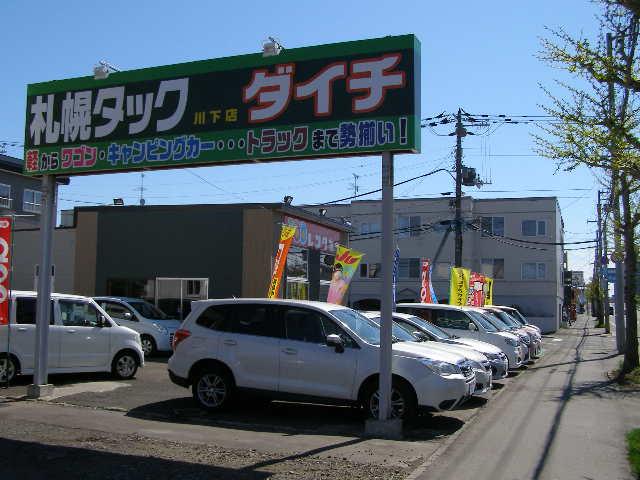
xmin=0 ymin=353 xmax=529 ymax=479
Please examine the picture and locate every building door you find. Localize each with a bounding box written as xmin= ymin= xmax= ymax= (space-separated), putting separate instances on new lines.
xmin=155 ymin=277 xmax=209 ymax=320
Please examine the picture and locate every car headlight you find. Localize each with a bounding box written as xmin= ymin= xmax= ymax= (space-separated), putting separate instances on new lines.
xmin=418 ymin=358 xmax=461 ymax=377
xmin=152 ymin=323 xmax=169 ymax=335
xmin=521 ymin=335 xmax=531 ymax=345
xmin=505 ymin=337 xmax=518 ymax=347
xmin=486 ymin=352 xmax=501 ymax=361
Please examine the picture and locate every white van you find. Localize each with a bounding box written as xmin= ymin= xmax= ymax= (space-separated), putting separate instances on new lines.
xmin=396 ymin=303 xmax=524 ymax=369
xmin=93 ymin=297 xmax=181 ymax=356
xmin=0 ymin=291 xmax=144 ymax=383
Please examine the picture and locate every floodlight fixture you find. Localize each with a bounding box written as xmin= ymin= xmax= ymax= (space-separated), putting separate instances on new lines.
xmin=283 ymin=195 xmax=293 ymax=205
xmin=262 ymin=37 xmax=284 ymax=57
xmin=318 ymin=208 xmax=327 ymax=217
xmin=113 ymin=198 xmax=124 ymax=206
xmin=94 ymin=60 xmax=121 ymax=80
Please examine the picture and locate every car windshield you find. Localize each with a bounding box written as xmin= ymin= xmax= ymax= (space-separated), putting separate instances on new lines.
xmin=330 ymin=309 xmax=386 ymax=345
xmin=128 ymin=300 xmax=171 ymax=320
xmin=479 ymin=311 xmax=511 ymax=331
xmin=467 ymin=310 xmax=499 ymax=332
xmin=397 ymin=315 xmax=452 ymax=340
xmin=509 ymin=309 xmax=529 ymax=325
xmin=491 ymin=310 xmax=520 ymax=328
xmin=499 ymin=309 xmax=525 ymax=326
xmin=367 ymin=316 xmax=418 ymax=342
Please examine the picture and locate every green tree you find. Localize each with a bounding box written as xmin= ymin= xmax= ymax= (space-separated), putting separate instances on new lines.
xmin=537 ymin=1 xmax=639 ymax=374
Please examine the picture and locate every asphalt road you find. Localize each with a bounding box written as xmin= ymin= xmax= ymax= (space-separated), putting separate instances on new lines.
xmin=413 ymin=316 xmax=640 ymax=480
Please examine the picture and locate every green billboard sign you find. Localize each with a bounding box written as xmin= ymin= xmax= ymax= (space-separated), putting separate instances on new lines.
xmin=24 ymin=34 xmax=420 ymax=176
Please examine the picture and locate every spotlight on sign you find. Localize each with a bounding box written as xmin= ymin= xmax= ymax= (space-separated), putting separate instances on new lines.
xmin=113 ymin=198 xmax=124 ymax=206
xmin=283 ymin=195 xmax=293 ymax=205
xmin=262 ymin=37 xmax=283 ymax=57
xmin=318 ymin=208 xmax=327 ymax=217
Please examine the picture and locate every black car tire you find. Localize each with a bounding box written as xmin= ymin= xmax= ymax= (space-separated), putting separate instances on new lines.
xmin=111 ymin=351 xmax=139 ymax=379
xmin=192 ymin=368 xmax=234 ymax=412
xmin=362 ymin=378 xmax=417 ymax=421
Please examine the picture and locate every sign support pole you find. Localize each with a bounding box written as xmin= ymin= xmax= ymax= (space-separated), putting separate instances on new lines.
xmin=27 ymin=174 xmax=56 ymax=398
xmin=365 ymin=151 xmax=401 ymax=438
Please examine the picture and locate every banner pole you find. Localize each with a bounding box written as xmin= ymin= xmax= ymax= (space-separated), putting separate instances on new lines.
xmin=28 ymin=175 xmax=56 ymax=398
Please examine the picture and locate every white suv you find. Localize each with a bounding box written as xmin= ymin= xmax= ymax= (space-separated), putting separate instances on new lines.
xmin=168 ymin=299 xmax=476 ymax=420
xmin=0 ymin=291 xmax=144 ymax=383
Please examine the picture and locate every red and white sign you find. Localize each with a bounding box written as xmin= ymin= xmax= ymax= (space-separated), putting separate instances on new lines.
xmin=420 ymin=259 xmax=435 ymax=303
xmin=0 ymin=217 xmax=11 ymax=325
xmin=284 ymin=216 xmax=341 ymax=253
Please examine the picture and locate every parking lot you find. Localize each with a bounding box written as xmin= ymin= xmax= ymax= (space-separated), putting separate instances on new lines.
xmin=0 ymin=351 xmax=530 ymax=478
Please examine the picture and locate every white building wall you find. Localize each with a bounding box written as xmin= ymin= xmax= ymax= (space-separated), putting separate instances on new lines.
xmin=319 ymin=196 xmax=564 ymax=332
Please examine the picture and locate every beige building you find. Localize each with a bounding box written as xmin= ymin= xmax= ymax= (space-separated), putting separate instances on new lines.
xmin=316 ymin=196 xmax=564 ymax=333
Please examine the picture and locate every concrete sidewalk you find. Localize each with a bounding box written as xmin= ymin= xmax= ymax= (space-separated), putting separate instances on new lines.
xmin=413 ymin=315 xmax=640 ymax=480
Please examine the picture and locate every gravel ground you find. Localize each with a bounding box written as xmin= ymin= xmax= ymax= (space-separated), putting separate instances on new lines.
xmin=0 ymin=415 xmax=411 ymax=480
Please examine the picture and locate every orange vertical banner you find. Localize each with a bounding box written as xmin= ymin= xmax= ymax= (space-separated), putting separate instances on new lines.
xmin=267 ymin=225 xmax=297 ymax=299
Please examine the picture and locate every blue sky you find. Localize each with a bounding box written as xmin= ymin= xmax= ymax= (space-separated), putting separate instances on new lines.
xmin=1 ymin=0 xmax=603 ymax=277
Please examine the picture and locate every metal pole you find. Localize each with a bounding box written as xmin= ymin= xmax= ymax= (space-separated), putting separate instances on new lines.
xmin=379 ymin=151 xmax=394 ymax=421
xmin=613 ymin=176 xmax=626 ymax=350
xmin=28 ymin=175 xmax=56 ymax=397
xmin=603 ymin=215 xmax=610 ymax=333
xmin=454 ymin=109 xmax=464 ymax=268
xmin=596 ymin=190 xmax=604 ymax=325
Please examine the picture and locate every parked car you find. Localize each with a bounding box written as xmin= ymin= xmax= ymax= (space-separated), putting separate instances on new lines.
xmin=472 ymin=308 xmax=532 ymax=362
xmin=396 ymin=303 xmax=524 ymax=370
xmin=386 ymin=311 xmax=509 ymax=380
xmin=483 ymin=306 xmax=543 ymax=358
xmin=0 ymin=291 xmax=144 ymax=383
xmin=94 ymin=297 xmax=181 ymax=356
xmin=490 ymin=305 xmax=542 ymax=335
xmin=360 ymin=311 xmax=493 ymax=395
xmin=168 ymin=299 xmax=477 ymax=420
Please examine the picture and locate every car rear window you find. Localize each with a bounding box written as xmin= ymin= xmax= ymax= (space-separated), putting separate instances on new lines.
xmin=15 ymin=297 xmax=54 ymax=325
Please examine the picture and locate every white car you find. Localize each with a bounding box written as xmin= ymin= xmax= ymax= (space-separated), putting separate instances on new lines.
xmin=0 ymin=291 xmax=144 ymax=383
xmin=396 ymin=303 xmax=524 ymax=370
xmin=474 ymin=308 xmax=532 ymax=362
xmin=168 ymin=299 xmax=477 ymax=420
xmin=94 ymin=297 xmax=181 ymax=356
xmin=360 ymin=311 xmax=493 ymax=395
xmin=482 ymin=307 xmax=542 ymax=359
xmin=388 ymin=312 xmax=509 ymax=380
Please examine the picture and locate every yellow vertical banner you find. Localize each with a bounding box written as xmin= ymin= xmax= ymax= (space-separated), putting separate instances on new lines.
xmin=484 ymin=276 xmax=494 ymax=305
xmin=267 ymin=225 xmax=297 ymax=299
xmin=449 ymin=267 xmax=470 ymax=306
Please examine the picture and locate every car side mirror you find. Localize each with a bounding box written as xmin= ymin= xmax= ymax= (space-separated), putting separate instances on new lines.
xmin=326 ymin=334 xmax=345 ymax=353
xmin=468 ymin=322 xmax=477 ymax=331
xmin=413 ymin=331 xmax=429 ymax=341
xmin=98 ymin=315 xmax=110 ymax=328
xmin=123 ymin=312 xmax=133 ymax=320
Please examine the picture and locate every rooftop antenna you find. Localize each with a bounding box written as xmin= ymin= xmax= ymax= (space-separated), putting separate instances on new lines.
xmin=350 ymin=173 xmax=360 ymax=197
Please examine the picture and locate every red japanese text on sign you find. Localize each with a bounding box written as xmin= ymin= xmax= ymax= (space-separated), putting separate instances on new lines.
xmin=283 ymin=216 xmax=341 ymax=253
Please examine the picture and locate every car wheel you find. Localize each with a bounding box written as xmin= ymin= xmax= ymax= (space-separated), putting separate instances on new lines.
xmin=0 ymin=355 xmax=17 ymax=383
xmin=192 ymin=368 xmax=234 ymax=411
xmin=140 ymin=335 xmax=157 ymax=357
xmin=363 ymin=379 xmax=417 ymax=421
xmin=111 ymin=351 xmax=139 ymax=379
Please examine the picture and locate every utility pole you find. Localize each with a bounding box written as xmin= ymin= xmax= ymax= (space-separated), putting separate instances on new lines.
xmin=596 ymin=190 xmax=604 ymax=326
xmin=606 ymin=32 xmax=625 ymax=347
xmin=454 ymin=108 xmax=465 ymax=268
xmin=602 ymin=208 xmax=611 ymax=333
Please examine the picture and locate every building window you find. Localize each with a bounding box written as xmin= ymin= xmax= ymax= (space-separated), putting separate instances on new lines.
xmin=359 ymin=222 xmax=380 ymax=235
xmin=522 ymin=220 xmax=546 ymax=236
xmin=398 ymin=258 xmax=420 ymax=279
xmin=481 ymin=258 xmax=505 ymax=279
xmin=0 ymin=184 xmax=11 ymax=209
xmin=360 ymin=263 xmax=381 ymax=278
xmin=23 ymin=189 xmax=42 ymax=213
xmin=481 ymin=216 xmax=504 ymax=237
xmin=522 ymin=262 xmax=546 ymax=280
xmin=397 ymin=215 xmax=421 ymax=238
